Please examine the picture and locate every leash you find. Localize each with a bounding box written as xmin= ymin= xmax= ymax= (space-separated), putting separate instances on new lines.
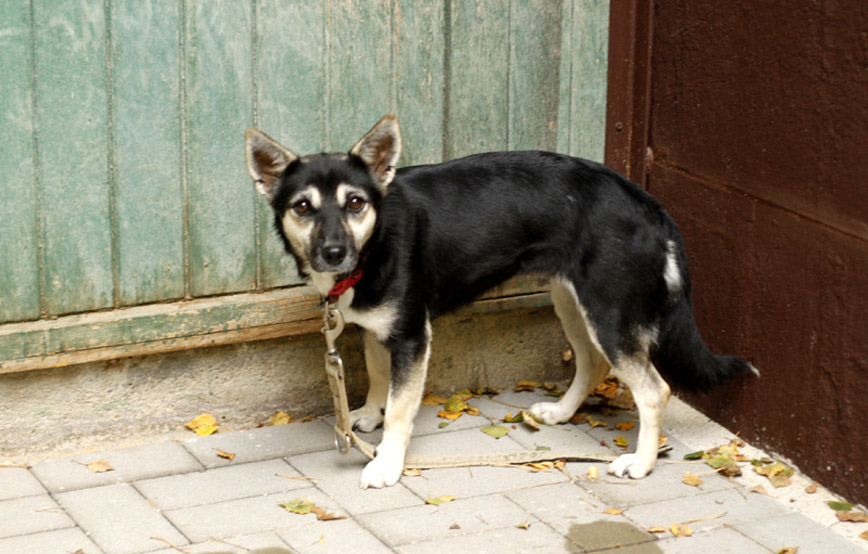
xmin=320 ymin=276 xmax=667 ymax=470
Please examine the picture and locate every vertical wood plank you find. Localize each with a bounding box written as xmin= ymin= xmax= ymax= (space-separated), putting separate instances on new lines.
xmin=0 ymin=0 xmax=39 ymax=322
xmin=508 ymin=0 xmax=563 ymax=152
xmin=394 ymin=0 xmax=445 ymax=165
xmin=254 ymin=0 xmax=325 ymax=288
xmin=33 ymin=0 xmax=113 ymax=315
xmin=326 ymin=0 xmax=393 ymax=151
xmin=112 ymin=0 xmax=185 ymax=305
xmin=569 ymin=0 xmax=609 ymax=162
xmin=185 ymin=0 xmax=256 ymax=297
xmin=446 ymin=0 xmax=510 ymax=158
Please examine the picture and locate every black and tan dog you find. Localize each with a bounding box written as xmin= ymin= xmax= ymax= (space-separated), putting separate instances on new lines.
xmin=245 ymin=115 xmax=757 ymax=489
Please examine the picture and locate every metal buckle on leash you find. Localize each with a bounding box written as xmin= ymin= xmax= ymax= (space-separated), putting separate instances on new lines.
xmin=322 ymin=306 xmax=352 ymax=454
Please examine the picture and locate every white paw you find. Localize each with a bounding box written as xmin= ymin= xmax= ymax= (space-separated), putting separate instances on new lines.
xmin=350 ymin=404 xmax=384 ymax=433
xmin=608 ymin=453 xmax=654 ymax=479
xmin=359 ymin=446 xmax=404 ymax=489
xmin=529 ymin=401 xmax=574 ymax=425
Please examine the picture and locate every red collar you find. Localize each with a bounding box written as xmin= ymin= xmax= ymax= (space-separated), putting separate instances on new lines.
xmin=327 ymin=269 xmax=363 ymax=304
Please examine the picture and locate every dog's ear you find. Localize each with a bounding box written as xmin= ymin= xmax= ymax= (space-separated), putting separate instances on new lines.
xmin=245 ymin=128 xmax=298 ymax=201
xmin=349 ymin=114 xmax=401 ymax=189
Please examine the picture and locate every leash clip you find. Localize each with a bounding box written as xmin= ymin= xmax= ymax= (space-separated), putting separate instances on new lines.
xmin=322 ymin=305 xmax=345 ymax=354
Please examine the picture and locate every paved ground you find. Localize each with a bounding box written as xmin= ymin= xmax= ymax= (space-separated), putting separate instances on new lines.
xmin=2 ymin=388 xmax=866 ymax=554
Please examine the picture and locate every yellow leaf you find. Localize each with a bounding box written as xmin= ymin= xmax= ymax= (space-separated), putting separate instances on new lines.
xmin=515 ymin=521 xmax=531 ymax=530
xmin=562 ymin=348 xmax=574 ymax=362
xmin=465 ymin=406 xmax=481 ymax=417
xmin=267 ymin=411 xmax=293 ymax=426
xmin=426 ymin=495 xmax=456 ymax=506
xmin=647 ymin=526 xmax=667 ymax=534
xmin=86 ymin=460 xmax=114 ymax=473
xmin=860 ymin=530 xmax=868 ymax=541
xmin=615 ymin=421 xmax=635 ymax=431
xmin=603 ymin=508 xmax=623 ymax=515
xmin=403 ymin=468 xmax=422 ymax=477
xmin=514 ymin=380 xmax=539 ymax=392
xmin=774 ymin=549 xmax=798 ymax=554
xmin=593 ymin=378 xmax=620 ymax=399
xmin=587 ymin=415 xmax=607 ymax=428
xmin=311 ymin=505 xmax=346 ymax=521
xmin=443 ymin=395 xmax=468 ymax=412
xmin=281 ymin=498 xmax=313 ymax=515
xmin=422 ymin=394 xmax=448 ymax=406
xmin=587 ymin=466 xmax=599 ymax=482
xmin=658 ymin=434 xmax=668 ymax=447
xmin=437 ymin=410 xmax=463 ymax=421
xmin=682 ymin=472 xmax=703 ymax=487
xmin=614 ymin=436 xmax=629 ymax=448
xmin=837 ymin=511 xmax=868 ymax=523
xmin=670 ymin=523 xmax=693 ymax=537
xmin=185 ymin=413 xmax=218 ymax=436
xmin=520 ymin=410 xmax=541 ymax=431
xmin=481 ymin=425 xmax=510 ymax=439
xmin=217 ymin=450 xmax=236 ymax=461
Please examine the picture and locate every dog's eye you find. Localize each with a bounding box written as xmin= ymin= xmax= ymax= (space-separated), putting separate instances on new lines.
xmin=347 ymin=196 xmax=366 ymax=212
xmin=293 ymin=200 xmax=312 ymax=216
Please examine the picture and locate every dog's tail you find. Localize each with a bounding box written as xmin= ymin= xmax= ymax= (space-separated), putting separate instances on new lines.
xmin=651 ymin=298 xmax=759 ymax=393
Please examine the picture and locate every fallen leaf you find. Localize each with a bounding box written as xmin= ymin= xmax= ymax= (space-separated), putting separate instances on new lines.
xmin=658 ymin=434 xmax=668 ymax=447
xmin=422 ymin=394 xmax=448 ymax=406
xmin=281 ymin=498 xmax=313 ymax=515
xmin=768 ymin=474 xmax=792 ymax=488
xmin=805 ymin=481 xmax=818 ymax=494
xmin=521 ymin=410 xmax=541 ymax=431
xmin=607 ymin=388 xmax=636 ymax=410
xmin=587 ymin=466 xmax=598 ymax=482
xmin=587 ymin=415 xmax=607 ymax=428
xmin=836 ymin=511 xmax=868 ymax=523
xmin=185 ymin=413 xmax=218 ymax=436
xmin=466 ymin=406 xmax=481 ymax=416
xmin=603 ymin=508 xmax=623 ymax=515
xmin=514 ymin=380 xmax=540 ymax=392
xmin=536 ymin=445 xmax=552 ymax=451
xmin=311 ymin=505 xmax=346 ymax=521
xmin=443 ymin=395 xmax=468 ymax=413
xmin=860 ymin=530 xmax=868 ymax=541
xmin=683 ymin=451 xmax=705 ymax=461
xmin=86 ymin=460 xmax=114 ymax=473
xmin=614 ymin=436 xmax=629 ymax=449
xmin=682 ymin=472 xmax=703 ymax=487
xmin=615 ymin=421 xmax=635 ymax=432
xmin=403 ymin=468 xmax=422 ymax=477
xmin=450 ymin=523 xmax=461 ymax=530
xmin=594 ymin=378 xmax=620 ymax=399
xmin=503 ymin=412 xmax=523 ymax=423
xmin=481 ymin=425 xmax=510 ymax=439
xmin=774 ymin=548 xmax=798 ymax=554
xmin=827 ymin=501 xmax=854 ymax=512
xmin=526 ymin=462 xmax=555 ymax=472
xmin=754 ymin=462 xmax=793 ymax=487
xmin=670 ymin=523 xmax=693 ymax=537
xmin=562 ymin=348 xmax=574 ymax=362
xmin=437 ymin=410 xmax=464 ymax=421
xmin=515 ymin=521 xmax=531 ymax=530
xmin=707 ymin=455 xmax=742 ymax=477
xmin=570 ymin=412 xmax=590 ymax=425
xmin=217 ymin=450 xmax=236 ymax=461
xmin=647 ymin=526 xmax=667 ymax=534
xmin=438 ymin=422 xmax=450 ymax=428
xmin=267 ymin=412 xmax=293 ymax=426
xmin=749 ymin=485 xmax=768 ymax=495
xmin=426 ymin=495 xmax=456 ymax=506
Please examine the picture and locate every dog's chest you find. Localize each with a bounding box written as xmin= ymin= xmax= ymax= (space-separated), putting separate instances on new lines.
xmin=334 ymin=290 xmax=397 ymax=342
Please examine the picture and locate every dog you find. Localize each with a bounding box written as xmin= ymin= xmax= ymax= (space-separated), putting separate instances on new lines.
xmin=244 ymin=114 xmax=757 ymax=489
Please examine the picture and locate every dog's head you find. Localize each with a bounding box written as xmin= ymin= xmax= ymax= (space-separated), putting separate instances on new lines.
xmin=245 ymin=115 xmax=401 ymax=278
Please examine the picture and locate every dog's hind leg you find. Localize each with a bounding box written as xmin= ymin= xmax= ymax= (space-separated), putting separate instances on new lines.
xmin=350 ymin=331 xmax=390 ymax=432
xmin=360 ymin=324 xmax=432 ymax=489
xmin=530 ymin=278 xmax=611 ymax=424
xmin=608 ymin=355 xmax=670 ymax=479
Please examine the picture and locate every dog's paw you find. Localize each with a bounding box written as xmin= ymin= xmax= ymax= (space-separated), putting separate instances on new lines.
xmin=529 ymin=401 xmax=573 ymax=425
xmin=350 ymin=404 xmax=384 ymax=433
xmin=359 ymin=447 xmax=404 ymax=489
xmin=608 ymin=453 xmax=654 ymax=479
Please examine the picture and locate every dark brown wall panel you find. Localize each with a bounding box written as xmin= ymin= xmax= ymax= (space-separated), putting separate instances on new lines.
xmin=631 ymin=1 xmax=868 ymax=506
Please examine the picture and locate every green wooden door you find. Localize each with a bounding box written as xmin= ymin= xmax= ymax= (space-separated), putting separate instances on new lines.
xmin=0 ymin=0 xmax=609 ymax=368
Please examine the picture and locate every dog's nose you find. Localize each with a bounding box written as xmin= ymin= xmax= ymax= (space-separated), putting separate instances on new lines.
xmin=323 ymin=245 xmax=347 ymax=266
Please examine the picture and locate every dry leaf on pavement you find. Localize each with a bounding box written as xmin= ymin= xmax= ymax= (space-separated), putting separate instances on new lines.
xmin=85 ymin=460 xmax=114 ymax=473
xmin=682 ymin=472 xmax=703 ymax=487
xmin=426 ymin=495 xmax=457 ymax=506
xmin=185 ymin=413 xmax=218 ymax=436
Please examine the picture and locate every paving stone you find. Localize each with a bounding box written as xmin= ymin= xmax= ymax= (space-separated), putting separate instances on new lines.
xmin=561 ymin=519 xmax=658 ymax=552
xmin=277 ymin=517 xmax=395 ymax=554
xmin=359 ymin=494 xmax=534 ymax=546
xmin=165 ymin=489 xmax=344 ymax=543
xmin=136 ymin=458 xmax=313 ymax=511
xmin=592 ymin=542 xmax=665 ymax=554
xmin=183 ymin=419 xmax=336 ymax=468
xmin=576 ymin=453 xmax=737 ymax=510
xmin=0 ymin=494 xmax=74 ymax=539
xmin=0 ymin=467 xmax=47 ymax=500
xmin=506 ymin=481 xmax=622 ymax=535
xmin=395 ymin=522 xmax=568 ymax=554
xmin=288 ymin=449 xmax=424 ymax=515
xmin=55 ymin=483 xmax=188 ymax=554
xmin=150 ymin=531 xmax=294 ymax=554
xmin=655 ymin=526 xmax=771 ymax=553
xmin=624 ymin=488 xmax=790 ymax=533
xmin=733 ymin=512 xmax=868 ymax=554
xmin=400 ymin=464 xmax=566 ymax=503
xmin=0 ymin=527 xmax=104 ymax=554
xmin=31 ymin=440 xmax=203 ymax=492
xmin=404 ymin=425 xmax=540 ymax=458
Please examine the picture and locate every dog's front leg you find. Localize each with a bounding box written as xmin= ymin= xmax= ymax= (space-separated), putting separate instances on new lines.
xmin=360 ymin=329 xmax=431 ymax=489
xmin=350 ymin=331 xmax=390 ymax=432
